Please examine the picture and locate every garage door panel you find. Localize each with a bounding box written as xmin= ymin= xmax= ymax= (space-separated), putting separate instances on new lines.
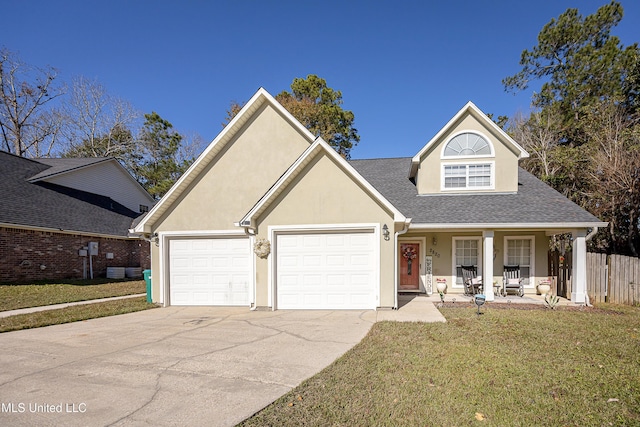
xmin=351 ymin=273 xmax=372 ymax=285
xmin=303 ymin=235 xmax=322 ymax=247
xmin=349 ymin=254 xmax=372 ymax=267
xmin=300 ymin=255 xmax=320 ymax=267
xmin=279 ymin=255 xmax=297 ymax=268
xmin=169 ymin=238 xmax=250 ymax=306
xmin=230 ymin=256 xmax=249 ymax=268
xmin=303 ymin=293 xmax=324 ymax=306
xmin=278 ymin=235 xmax=298 ymax=247
xmin=276 ymin=231 xmax=376 ymax=309
xmin=326 ymin=274 xmax=346 ymax=286
xmin=171 ymin=291 xmax=191 ymax=305
xmin=192 ymin=256 xmax=210 ymax=269
xmin=172 ymin=257 xmax=190 ymax=269
xmin=327 ymin=255 xmax=346 ymax=266
xmin=350 ymin=234 xmax=371 ymax=246
xmin=327 ymin=294 xmax=348 ymax=305
xmin=326 ymin=235 xmax=346 ymax=246
xmin=192 ymin=274 xmax=210 ymax=285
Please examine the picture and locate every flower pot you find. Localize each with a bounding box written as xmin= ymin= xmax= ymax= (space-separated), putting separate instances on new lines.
xmin=537 ymin=283 xmax=551 ymax=295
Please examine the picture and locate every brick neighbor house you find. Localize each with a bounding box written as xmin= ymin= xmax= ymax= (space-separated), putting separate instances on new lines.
xmin=0 ymin=151 xmax=154 ymax=283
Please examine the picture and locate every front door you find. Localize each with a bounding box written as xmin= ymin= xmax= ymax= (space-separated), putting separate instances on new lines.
xmin=399 ymin=243 xmax=420 ymax=290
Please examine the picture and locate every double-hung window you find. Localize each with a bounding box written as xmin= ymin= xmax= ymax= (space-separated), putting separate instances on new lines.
xmin=443 ymin=163 xmax=493 ymax=190
xmin=504 ymin=237 xmax=534 ymax=287
xmin=453 ymin=237 xmax=482 ymax=288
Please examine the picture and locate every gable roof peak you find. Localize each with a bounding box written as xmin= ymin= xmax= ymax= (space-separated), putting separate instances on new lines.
xmin=134 ymin=87 xmax=316 ymax=234
xmin=239 ymin=136 xmax=406 ymax=228
xmin=408 ymin=101 xmax=529 ymax=179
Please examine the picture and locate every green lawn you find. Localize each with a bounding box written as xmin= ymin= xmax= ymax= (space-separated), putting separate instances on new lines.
xmin=0 ymin=279 xmax=146 ymax=311
xmin=0 ymin=297 xmax=157 ymax=333
xmin=0 ymin=279 xmax=155 ymax=333
xmin=239 ymin=304 xmax=640 ymax=426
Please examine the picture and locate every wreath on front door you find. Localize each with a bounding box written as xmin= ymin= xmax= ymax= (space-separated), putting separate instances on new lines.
xmin=402 ymin=246 xmax=417 ymax=260
xmin=402 ymin=245 xmax=417 ymax=275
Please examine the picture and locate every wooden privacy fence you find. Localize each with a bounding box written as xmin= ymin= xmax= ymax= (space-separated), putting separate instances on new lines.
xmin=587 ymin=253 xmax=640 ymax=305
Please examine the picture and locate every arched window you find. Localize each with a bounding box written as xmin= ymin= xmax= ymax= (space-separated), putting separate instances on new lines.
xmin=441 ymin=133 xmax=494 ymax=191
xmin=443 ymin=132 xmax=492 ymax=157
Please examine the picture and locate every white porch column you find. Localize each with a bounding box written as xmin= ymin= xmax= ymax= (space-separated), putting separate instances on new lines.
xmin=571 ymin=229 xmax=587 ymax=304
xmin=483 ymin=231 xmax=495 ymax=301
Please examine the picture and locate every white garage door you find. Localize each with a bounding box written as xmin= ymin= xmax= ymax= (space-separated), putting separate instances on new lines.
xmin=169 ymin=238 xmax=250 ymax=306
xmin=276 ymin=231 xmax=376 ymax=309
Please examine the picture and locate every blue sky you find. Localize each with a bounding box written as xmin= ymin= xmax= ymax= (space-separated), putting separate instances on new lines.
xmin=2 ymin=1 xmax=638 ymax=159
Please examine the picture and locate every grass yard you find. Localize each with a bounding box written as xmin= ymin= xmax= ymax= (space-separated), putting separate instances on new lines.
xmin=0 ymin=297 xmax=157 ymax=333
xmin=239 ymin=304 xmax=640 ymax=427
xmin=0 ymin=279 xmax=146 ymax=311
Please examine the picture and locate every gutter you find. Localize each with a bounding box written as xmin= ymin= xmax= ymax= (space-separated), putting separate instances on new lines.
xmin=394 ymin=218 xmax=412 ymax=310
xmin=0 ymin=222 xmax=132 ymax=240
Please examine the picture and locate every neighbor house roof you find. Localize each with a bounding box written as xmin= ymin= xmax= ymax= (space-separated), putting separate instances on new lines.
xmin=27 ymin=157 xmax=112 ymax=181
xmin=350 ymin=157 xmax=606 ymax=229
xmin=0 ymin=151 xmax=142 ymax=237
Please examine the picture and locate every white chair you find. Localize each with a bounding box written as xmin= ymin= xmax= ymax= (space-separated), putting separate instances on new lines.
xmin=502 ymin=265 xmax=524 ymax=297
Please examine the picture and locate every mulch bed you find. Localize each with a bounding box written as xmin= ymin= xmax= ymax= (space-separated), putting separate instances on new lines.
xmin=435 ymin=301 xmax=611 ymax=313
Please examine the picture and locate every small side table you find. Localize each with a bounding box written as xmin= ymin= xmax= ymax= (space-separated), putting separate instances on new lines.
xmin=494 ymin=283 xmax=502 ymax=296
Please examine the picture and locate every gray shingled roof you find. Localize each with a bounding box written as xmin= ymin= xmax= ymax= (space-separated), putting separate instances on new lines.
xmin=350 ymin=157 xmax=604 ymax=226
xmin=0 ymin=151 xmax=140 ymax=237
xmin=28 ymin=157 xmax=110 ymax=181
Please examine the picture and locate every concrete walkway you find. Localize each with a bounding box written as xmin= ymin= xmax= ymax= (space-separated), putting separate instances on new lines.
xmin=0 ymin=293 xmax=448 ymax=322
xmin=0 ymin=293 xmax=147 ymax=318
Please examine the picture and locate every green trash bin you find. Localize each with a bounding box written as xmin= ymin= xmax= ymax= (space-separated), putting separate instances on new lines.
xmin=143 ymin=269 xmax=152 ymax=303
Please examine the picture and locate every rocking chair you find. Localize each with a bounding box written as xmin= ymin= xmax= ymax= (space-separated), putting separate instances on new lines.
xmin=461 ymin=265 xmax=482 ymax=296
xmin=502 ymin=265 xmax=524 ymax=297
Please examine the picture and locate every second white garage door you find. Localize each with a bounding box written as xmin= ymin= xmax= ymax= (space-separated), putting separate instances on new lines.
xmin=276 ymin=231 xmax=376 ymax=309
xmin=169 ymin=237 xmax=250 ymax=306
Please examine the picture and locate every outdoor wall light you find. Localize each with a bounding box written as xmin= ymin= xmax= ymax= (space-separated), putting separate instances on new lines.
xmin=382 ymin=224 xmax=390 ymax=241
xmin=432 ymin=237 xmax=437 ymax=246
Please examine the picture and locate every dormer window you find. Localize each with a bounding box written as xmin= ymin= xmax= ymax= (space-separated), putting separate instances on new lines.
xmin=443 ymin=132 xmax=493 ymax=157
xmin=441 ymin=132 xmax=495 ymax=191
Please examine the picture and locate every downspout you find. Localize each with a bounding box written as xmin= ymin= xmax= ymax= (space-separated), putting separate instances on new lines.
xmin=583 ymin=227 xmax=599 ymax=307
xmin=238 ymin=223 xmax=259 ymax=311
xmin=394 ymin=219 xmax=411 ymax=310
xmin=586 ymin=227 xmax=599 ymax=242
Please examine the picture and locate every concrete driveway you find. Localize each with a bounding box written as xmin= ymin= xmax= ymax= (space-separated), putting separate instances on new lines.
xmin=0 ymin=307 xmax=374 ymax=426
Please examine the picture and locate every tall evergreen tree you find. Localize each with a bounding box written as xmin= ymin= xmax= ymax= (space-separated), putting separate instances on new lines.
xmin=135 ymin=112 xmax=192 ymax=199
xmin=504 ymin=1 xmax=640 ymax=255
xmin=225 ymin=75 xmax=360 ymax=158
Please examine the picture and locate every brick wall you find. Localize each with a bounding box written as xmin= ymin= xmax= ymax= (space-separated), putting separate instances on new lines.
xmin=0 ymin=227 xmax=151 ymax=283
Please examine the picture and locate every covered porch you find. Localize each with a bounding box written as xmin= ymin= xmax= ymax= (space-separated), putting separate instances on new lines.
xmin=396 ymin=227 xmax=595 ymax=304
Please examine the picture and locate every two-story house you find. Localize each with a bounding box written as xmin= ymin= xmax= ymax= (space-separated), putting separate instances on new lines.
xmin=133 ymin=88 xmax=605 ymax=309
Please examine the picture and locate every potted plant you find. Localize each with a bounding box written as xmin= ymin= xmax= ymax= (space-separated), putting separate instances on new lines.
xmin=538 ymin=279 xmax=552 ymax=295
